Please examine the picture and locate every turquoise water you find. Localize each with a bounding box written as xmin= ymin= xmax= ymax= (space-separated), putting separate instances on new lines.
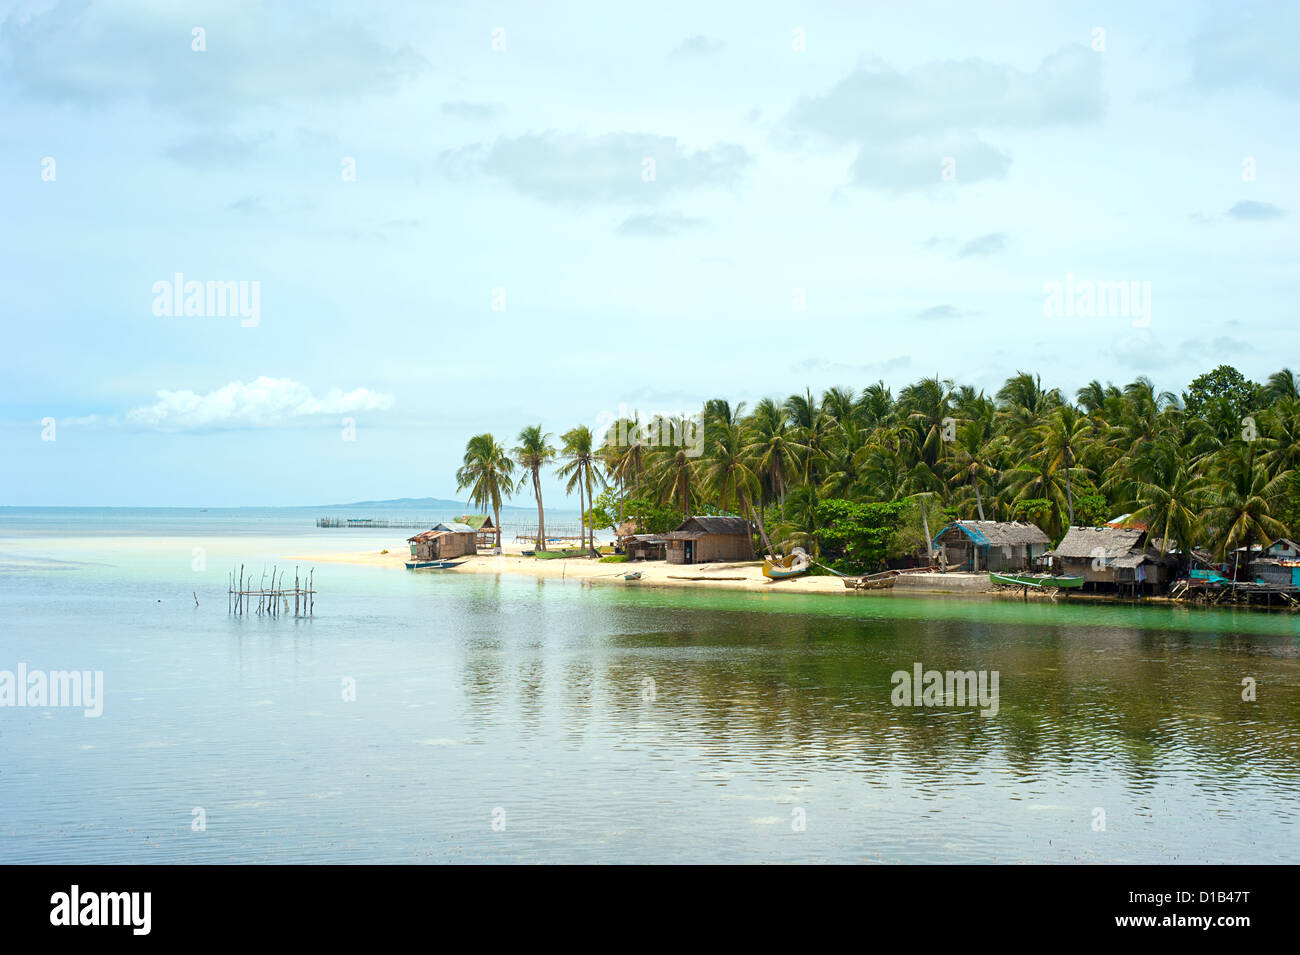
xmin=1 ymin=510 xmax=1298 ymax=863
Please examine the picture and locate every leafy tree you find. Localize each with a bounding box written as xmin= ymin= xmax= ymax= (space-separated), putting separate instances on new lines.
xmin=1183 ymin=364 xmax=1260 ymax=424
xmin=456 ymin=433 xmax=514 ymax=548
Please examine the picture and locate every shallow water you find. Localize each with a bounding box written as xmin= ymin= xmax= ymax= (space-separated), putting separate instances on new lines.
xmin=1 ymin=511 xmax=1297 ymax=863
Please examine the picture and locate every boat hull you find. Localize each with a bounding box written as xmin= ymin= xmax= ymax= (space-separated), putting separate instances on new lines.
xmin=990 ymin=572 xmax=1084 ymax=589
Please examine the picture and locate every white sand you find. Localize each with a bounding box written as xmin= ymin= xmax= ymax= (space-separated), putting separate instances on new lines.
xmin=284 ymin=540 xmax=857 ymax=595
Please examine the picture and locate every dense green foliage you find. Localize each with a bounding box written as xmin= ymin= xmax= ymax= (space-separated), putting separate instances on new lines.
xmin=459 ymin=365 xmax=1299 ymax=568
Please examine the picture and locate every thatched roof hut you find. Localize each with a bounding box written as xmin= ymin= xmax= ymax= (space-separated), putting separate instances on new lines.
xmin=931 ymin=520 xmax=1049 ymax=572
xmin=457 ymin=514 xmax=497 ymax=547
xmin=1044 ymin=525 xmax=1177 ymax=590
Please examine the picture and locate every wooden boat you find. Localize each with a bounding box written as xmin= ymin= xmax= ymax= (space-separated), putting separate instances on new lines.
xmin=989 ymin=572 xmax=1083 ymax=589
xmin=763 ymin=548 xmax=810 ymax=580
xmin=844 ymin=569 xmax=900 ymax=590
xmin=405 ymin=559 xmax=463 ymax=570
xmin=624 ymin=571 xmax=642 ymax=581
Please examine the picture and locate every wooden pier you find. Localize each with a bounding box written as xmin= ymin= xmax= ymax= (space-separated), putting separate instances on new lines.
xmin=316 ymin=517 xmax=432 ymax=528
xmin=228 ymin=564 xmax=315 ymax=616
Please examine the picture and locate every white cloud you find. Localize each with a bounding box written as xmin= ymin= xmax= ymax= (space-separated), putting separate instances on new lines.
xmin=125 ymin=377 xmax=394 ymax=431
xmin=786 ymin=46 xmax=1103 ymax=191
xmin=440 ymin=131 xmax=750 ymax=204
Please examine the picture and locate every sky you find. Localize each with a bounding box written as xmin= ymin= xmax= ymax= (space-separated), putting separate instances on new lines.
xmin=1 ymin=0 xmax=1296 ymax=506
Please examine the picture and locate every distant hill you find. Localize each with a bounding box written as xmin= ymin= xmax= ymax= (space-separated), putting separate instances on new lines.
xmin=328 ymin=497 xmax=534 ymax=511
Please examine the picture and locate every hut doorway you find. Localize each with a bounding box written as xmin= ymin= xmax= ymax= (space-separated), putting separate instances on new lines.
xmin=684 ymin=541 xmax=694 ymax=564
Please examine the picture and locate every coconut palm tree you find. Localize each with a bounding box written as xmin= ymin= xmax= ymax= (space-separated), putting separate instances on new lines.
xmin=996 ymin=371 xmax=1062 ymax=441
xmin=855 ymin=381 xmax=895 ymax=427
xmin=647 ymin=424 xmax=700 ymax=518
xmin=744 ymin=397 xmax=804 ymax=519
xmin=1035 ymin=405 xmax=1093 ymax=526
xmin=948 ymin=419 xmax=998 ymax=520
xmin=702 ymin=418 xmax=773 ymax=554
xmin=1204 ymin=444 xmax=1290 ymax=561
xmin=1262 ymin=368 xmax=1300 ymax=403
xmin=557 ymin=425 xmax=602 ymax=555
xmin=513 ymin=425 xmax=554 ymax=552
xmin=1112 ymin=437 xmax=1208 ymax=557
xmin=599 ymin=413 xmax=648 ymax=524
xmin=455 ymin=433 xmax=514 ymax=549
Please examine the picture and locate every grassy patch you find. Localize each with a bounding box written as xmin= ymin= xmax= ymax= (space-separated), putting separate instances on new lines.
xmin=599 ymin=555 xmax=629 ymax=563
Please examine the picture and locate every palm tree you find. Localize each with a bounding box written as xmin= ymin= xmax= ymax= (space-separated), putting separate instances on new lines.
xmin=855 ymin=381 xmax=894 ymax=427
xmin=996 ymin=371 xmax=1062 ymax=440
xmin=600 ymin=413 xmax=648 ymax=524
xmin=455 ymin=433 xmax=514 ymax=549
xmin=1262 ymin=368 xmax=1300 ymax=403
xmin=1204 ymin=444 xmax=1290 ymax=561
xmin=897 ymin=375 xmax=954 ymax=471
xmin=513 ymin=425 xmax=554 ymax=552
xmin=784 ymin=388 xmax=835 ymax=487
xmin=1035 ymin=405 xmax=1092 ymax=526
xmin=744 ymin=397 xmax=803 ymax=519
xmin=557 ymin=425 xmax=602 ymax=555
xmin=648 ymin=424 xmax=700 ymax=518
xmin=1112 ymin=437 xmax=1208 ymax=557
xmin=948 ymin=419 xmax=998 ymax=520
xmin=702 ymin=418 xmax=773 ymax=554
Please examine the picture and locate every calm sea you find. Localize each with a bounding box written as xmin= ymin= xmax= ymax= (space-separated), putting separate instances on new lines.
xmin=1 ymin=508 xmax=1297 ymax=863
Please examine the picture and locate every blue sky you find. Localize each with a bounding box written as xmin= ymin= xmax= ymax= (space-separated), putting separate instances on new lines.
xmin=1 ymin=0 xmax=1296 ymax=506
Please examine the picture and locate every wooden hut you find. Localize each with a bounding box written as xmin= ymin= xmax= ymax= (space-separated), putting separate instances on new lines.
xmin=931 ymin=520 xmax=1049 ymax=572
xmin=665 ymin=516 xmax=755 ymax=565
xmin=457 ymin=514 xmax=497 ymax=548
xmin=407 ymin=522 xmax=478 ymax=561
xmin=624 ymin=535 xmax=668 ymax=561
xmin=1043 ymin=525 xmax=1176 ymax=593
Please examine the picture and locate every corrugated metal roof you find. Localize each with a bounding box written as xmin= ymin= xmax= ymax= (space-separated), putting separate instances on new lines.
xmin=433 ymin=522 xmax=477 ymax=534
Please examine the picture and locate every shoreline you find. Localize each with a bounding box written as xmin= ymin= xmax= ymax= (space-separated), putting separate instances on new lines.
xmin=283 ymin=542 xmax=1102 ymax=600
xmin=281 ymin=542 xmax=1258 ymax=608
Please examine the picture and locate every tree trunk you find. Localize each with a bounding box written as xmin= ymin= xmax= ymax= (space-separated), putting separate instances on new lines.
xmin=576 ymin=476 xmax=585 ymax=554
xmin=1064 ymin=453 xmax=1075 ymax=526
xmin=534 ymin=467 xmax=546 ymax=552
xmin=746 ymin=496 xmax=775 ymax=557
xmin=588 ymin=466 xmax=597 ymax=556
xmin=973 ymin=475 xmax=985 ymax=521
xmin=920 ymin=500 xmax=933 ymax=562
xmin=493 ymin=503 xmax=502 ymax=550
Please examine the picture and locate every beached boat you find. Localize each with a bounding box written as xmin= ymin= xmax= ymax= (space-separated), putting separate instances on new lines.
xmin=763 ymin=548 xmax=810 ymax=580
xmin=624 ymin=571 xmax=642 ymax=581
xmin=405 ymin=559 xmax=463 ymax=570
xmin=989 ymin=571 xmax=1083 ymax=589
xmin=843 ymin=569 xmax=900 ymax=590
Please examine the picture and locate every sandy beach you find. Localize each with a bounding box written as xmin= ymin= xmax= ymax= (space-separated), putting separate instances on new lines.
xmin=282 ymin=540 xmax=994 ymax=596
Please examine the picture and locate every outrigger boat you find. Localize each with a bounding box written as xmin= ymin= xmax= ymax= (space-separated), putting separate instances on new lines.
xmin=762 ymin=548 xmax=811 ymax=580
xmin=405 ymin=559 xmax=464 ymax=570
xmin=989 ymin=571 xmax=1083 ymax=589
